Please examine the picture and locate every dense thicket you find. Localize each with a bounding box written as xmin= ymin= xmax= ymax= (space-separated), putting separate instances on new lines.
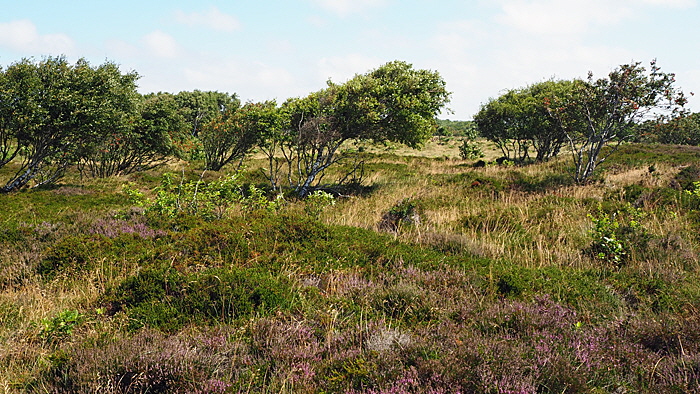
xmin=475 ymin=80 xmax=576 ymax=163
xmin=0 ymin=56 xmax=141 ymax=191
xmin=476 ymin=61 xmax=688 ymax=183
xmin=259 ymin=60 xmax=451 ymax=196
xmin=0 ymin=58 xmax=449 ymax=195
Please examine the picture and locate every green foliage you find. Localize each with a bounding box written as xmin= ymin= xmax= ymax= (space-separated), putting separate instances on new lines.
xmin=435 ymin=119 xmax=478 ymax=138
xmin=686 ymin=181 xmax=700 ymax=198
xmin=588 ymin=211 xmax=627 ymax=267
xmin=107 ymin=266 xmax=293 ymax=331
xmin=123 ymin=172 xmax=283 ymax=220
xmin=240 ymin=184 xmax=285 ymax=214
xmin=3 ymin=79 xmax=700 ymax=393
xmin=546 ymin=60 xmax=688 ymax=184
xmin=38 ymin=234 xmax=109 ymax=278
xmin=79 ymin=92 xmax=188 ymax=178
xmin=39 ymin=309 xmax=84 ymax=343
xmin=201 ymin=100 xmax=280 ymax=171
xmin=268 ymin=60 xmax=450 ymax=196
xmin=458 ymin=139 xmax=484 ymax=160
xmin=181 ymin=268 xmax=292 ymax=322
xmin=647 ymin=112 xmax=700 ymax=145
xmin=475 ymin=80 xmax=575 ymax=162
xmin=304 ymin=190 xmax=336 ymax=218
xmin=335 ymin=60 xmax=451 ymax=148
xmin=0 ymin=56 xmax=140 ymax=191
xmin=173 ymin=90 xmax=240 ymax=137
xmin=674 ymin=164 xmax=700 ymax=191
xmin=587 ymin=204 xmax=651 ymax=267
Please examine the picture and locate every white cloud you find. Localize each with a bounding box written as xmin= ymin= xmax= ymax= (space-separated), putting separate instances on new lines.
xmin=679 ymin=69 xmax=700 ymax=111
xmin=310 ymin=0 xmax=389 ymax=16
xmin=0 ymin=19 xmax=74 ymax=54
xmin=639 ymin=0 xmax=696 ymax=7
xmin=428 ymin=10 xmax=647 ymax=118
xmin=318 ymin=54 xmax=383 ymax=84
xmin=494 ymin=0 xmax=630 ymax=36
xmin=104 ymin=39 xmax=140 ymax=59
xmin=174 ymin=7 xmax=241 ymax=32
xmin=176 ymin=58 xmax=300 ymax=102
xmin=266 ymin=39 xmax=295 ymax=55
xmin=142 ymin=31 xmax=181 ymax=59
xmin=434 ymin=20 xmax=490 ymax=57
xmin=306 ymin=14 xmax=329 ymax=28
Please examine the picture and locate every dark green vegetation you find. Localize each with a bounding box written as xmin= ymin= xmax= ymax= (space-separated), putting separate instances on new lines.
xmin=0 ymin=58 xmax=448 ymax=198
xmin=476 ymin=61 xmax=689 ymax=184
xmin=1 ymin=142 xmax=700 ymax=393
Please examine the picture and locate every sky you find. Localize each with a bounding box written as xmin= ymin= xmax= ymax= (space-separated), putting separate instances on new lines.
xmin=1 ymin=0 xmax=698 ymax=120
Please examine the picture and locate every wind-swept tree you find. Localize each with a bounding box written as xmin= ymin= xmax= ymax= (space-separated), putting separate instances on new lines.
xmin=78 ymin=92 xmax=188 ymax=178
xmin=474 ymin=80 xmax=576 ymax=163
xmin=200 ymin=101 xmax=280 ymax=171
xmin=0 ymin=56 xmax=140 ymax=192
xmin=270 ymin=60 xmax=450 ymax=196
xmin=174 ymin=90 xmax=240 ymax=137
xmin=546 ymin=60 xmax=687 ymax=184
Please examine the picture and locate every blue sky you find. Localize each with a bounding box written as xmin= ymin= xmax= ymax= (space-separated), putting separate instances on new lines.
xmin=1 ymin=0 xmax=698 ymax=119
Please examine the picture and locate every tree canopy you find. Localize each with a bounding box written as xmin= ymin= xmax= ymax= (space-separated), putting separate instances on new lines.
xmin=638 ymin=112 xmax=700 ymax=146
xmin=269 ymin=60 xmax=450 ymax=196
xmin=0 ymin=56 xmax=140 ymax=191
xmin=200 ymin=100 xmax=281 ymax=171
xmin=173 ymin=90 xmax=240 ymax=137
xmin=546 ymin=60 xmax=687 ymax=183
xmin=474 ymin=80 xmax=577 ymax=162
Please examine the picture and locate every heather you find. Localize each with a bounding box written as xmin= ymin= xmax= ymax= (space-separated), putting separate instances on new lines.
xmin=1 ymin=142 xmax=700 ymax=393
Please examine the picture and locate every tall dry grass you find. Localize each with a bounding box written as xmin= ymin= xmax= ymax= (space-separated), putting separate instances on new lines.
xmin=322 ymin=147 xmax=699 ymax=271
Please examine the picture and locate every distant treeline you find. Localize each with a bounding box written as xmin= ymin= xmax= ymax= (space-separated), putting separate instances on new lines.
xmin=435 ymin=119 xmax=477 ymax=138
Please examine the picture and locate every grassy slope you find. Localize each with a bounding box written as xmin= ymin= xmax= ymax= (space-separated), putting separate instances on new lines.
xmin=1 ymin=141 xmax=700 ymax=393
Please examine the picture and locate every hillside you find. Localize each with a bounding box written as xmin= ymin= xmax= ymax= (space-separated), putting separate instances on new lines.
xmin=1 ymin=141 xmax=700 ymax=393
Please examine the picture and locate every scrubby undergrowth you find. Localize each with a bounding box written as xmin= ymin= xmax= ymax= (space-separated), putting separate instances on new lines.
xmin=1 ymin=142 xmax=700 ymax=393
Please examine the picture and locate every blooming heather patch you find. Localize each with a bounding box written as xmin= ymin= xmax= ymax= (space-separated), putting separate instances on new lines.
xmin=89 ymin=217 xmax=166 ymax=239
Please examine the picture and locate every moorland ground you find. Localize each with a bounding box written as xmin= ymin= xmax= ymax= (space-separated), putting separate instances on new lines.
xmin=1 ymin=138 xmax=700 ymax=393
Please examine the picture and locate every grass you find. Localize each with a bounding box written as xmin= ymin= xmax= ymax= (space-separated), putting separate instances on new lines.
xmin=1 ymin=140 xmax=700 ymax=393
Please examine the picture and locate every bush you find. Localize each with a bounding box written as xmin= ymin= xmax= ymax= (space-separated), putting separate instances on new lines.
xmin=458 ymin=139 xmax=484 ymax=160
xmin=43 ymin=329 xmax=237 ymax=393
xmin=374 ymin=283 xmax=434 ymax=323
xmin=39 ymin=310 xmax=84 ymax=344
xmin=181 ymin=268 xmax=292 ymax=324
xmin=378 ymin=198 xmax=421 ymax=233
xmin=106 ymin=266 xmax=294 ymax=331
xmin=38 ymin=235 xmax=111 ymax=278
xmin=673 ymin=164 xmax=700 ymax=191
xmin=586 ymin=204 xmax=652 ymax=267
xmin=304 ymin=190 xmax=336 ymax=219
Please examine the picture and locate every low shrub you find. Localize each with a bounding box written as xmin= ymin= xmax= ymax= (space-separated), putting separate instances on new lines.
xmin=38 ymin=310 xmax=84 ymax=344
xmin=458 ymin=139 xmax=484 ymax=160
xmin=373 ymin=282 xmax=435 ymax=324
xmin=38 ymin=234 xmax=112 ymax=279
xmin=106 ymin=266 xmax=294 ymax=331
xmin=586 ymin=204 xmax=652 ymax=267
xmin=673 ymin=164 xmax=700 ymax=191
xmin=42 ymin=328 xmax=238 ymax=394
xmin=378 ymin=198 xmax=422 ymax=233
